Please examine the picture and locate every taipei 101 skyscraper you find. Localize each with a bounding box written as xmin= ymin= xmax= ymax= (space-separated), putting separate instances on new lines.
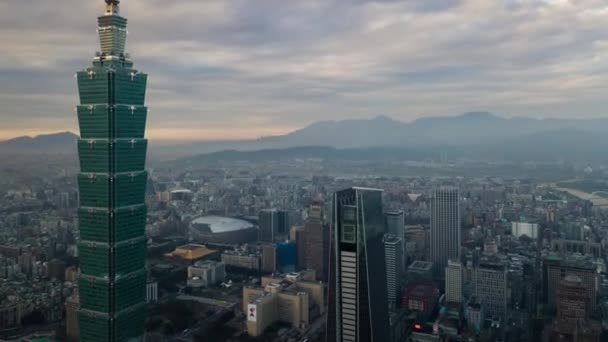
xmin=76 ymin=1 xmax=148 ymax=340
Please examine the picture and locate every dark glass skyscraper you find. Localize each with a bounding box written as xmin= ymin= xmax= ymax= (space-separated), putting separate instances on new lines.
xmin=258 ymin=209 xmax=278 ymax=242
xmin=327 ymin=188 xmax=389 ymax=342
xmin=277 ymin=210 xmax=289 ymax=234
xmin=258 ymin=209 xmax=288 ymax=241
xmin=430 ymin=188 xmax=460 ymax=278
xmin=76 ymin=1 xmax=148 ymax=340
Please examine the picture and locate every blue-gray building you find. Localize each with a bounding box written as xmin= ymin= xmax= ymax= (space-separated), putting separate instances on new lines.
xmin=277 ymin=241 xmax=297 ymax=273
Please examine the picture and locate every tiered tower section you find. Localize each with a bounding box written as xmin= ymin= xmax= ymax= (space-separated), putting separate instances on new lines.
xmin=76 ymin=1 xmax=148 ymax=341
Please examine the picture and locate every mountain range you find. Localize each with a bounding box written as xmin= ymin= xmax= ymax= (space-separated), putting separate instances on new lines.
xmin=0 ymin=131 xmax=78 ymax=153
xmin=255 ymin=112 xmax=608 ymax=148
xmin=2 ymin=112 xmax=608 ymax=162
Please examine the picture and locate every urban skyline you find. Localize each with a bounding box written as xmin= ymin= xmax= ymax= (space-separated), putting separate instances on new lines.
xmin=3 ymin=1 xmax=608 ymax=342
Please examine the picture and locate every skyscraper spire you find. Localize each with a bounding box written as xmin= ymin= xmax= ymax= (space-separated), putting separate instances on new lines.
xmin=104 ymin=0 xmax=120 ymax=16
xmin=99 ymin=0 xmax=127 ymax=56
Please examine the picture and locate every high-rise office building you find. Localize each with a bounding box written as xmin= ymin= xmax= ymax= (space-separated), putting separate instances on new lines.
xmin=445 ymin=260 xmax=462 ymax=304
xmin=262 ymin=244 xmax=277 ymax=273
xmin=277 ymin=240 xmax=297 ymax=273
xmin=291 ymin=226 xmax=307 ymax=270
xmin=383 ymin=234 xmax=403 ymax=310
xmin=259 ymin=209 xmax=287 ymax=241
xmin=556 ymin=275 xmax=588 ymax=335
xmin=385 ymin=210 xmax=405 ymax=239
xmin=259 ymin=210 xmax=277 ymax=242
xmin=305 ymin=200 xmax=328 ymax=281
xmin=430 ymin=188 xmax=460 ymax=278
xmin=327 ymin=187 xmax=390 ymax=342
xmin=76 ymin=1 xmax=148 ymax=340
xmin=545 ymin=274 xmax=602 ymax=342
xmin=65 ymin=293 xmax=80 ymax=342
xmin=473 ymin=263 xmax=507 ymax=321
xmin=277 ymin=210 xmax=289 ymax=234
xmin=385 ymin=211 xmax=406 ymax=271
xmin=545 ymin=256 xmax=598 ymax=314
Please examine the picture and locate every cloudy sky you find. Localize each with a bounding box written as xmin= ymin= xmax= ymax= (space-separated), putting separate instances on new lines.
xmin=0 ymin=0 xmax=607 ymax=141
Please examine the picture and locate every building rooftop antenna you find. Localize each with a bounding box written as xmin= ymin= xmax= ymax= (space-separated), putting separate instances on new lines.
xmin=104 ymin=0 xmax=120 ymax=15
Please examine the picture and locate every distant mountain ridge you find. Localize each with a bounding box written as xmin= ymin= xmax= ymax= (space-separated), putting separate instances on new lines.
xmin=184 ymin=129 xmax=608 ymax=164
xmin=253 ymin=111 xmax=608 ymax=148
xmin=3 ymin=113 xmax=608 ymax=162
xmin=0 ymin=132 xmax=78 ymax=152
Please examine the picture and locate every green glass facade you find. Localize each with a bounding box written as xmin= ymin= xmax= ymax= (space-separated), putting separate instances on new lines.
xmin=76 ymin=2 xmax=147 ymax=341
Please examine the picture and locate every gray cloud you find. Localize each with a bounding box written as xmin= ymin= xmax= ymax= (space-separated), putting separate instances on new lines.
xmin=0 ymin=0 xmax=607 ymax=140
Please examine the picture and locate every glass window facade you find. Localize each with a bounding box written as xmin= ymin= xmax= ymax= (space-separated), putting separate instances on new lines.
xmin=328 ymin=188 xmax=390 ymax=342
xmin=76 ymin=2 xmax=147 ymax=341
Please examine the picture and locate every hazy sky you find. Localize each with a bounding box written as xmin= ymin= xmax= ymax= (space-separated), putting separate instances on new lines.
xmin=1 ymin=0 xmax=607 ymax=141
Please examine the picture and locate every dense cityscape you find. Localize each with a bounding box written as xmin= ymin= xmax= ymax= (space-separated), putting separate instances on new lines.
xmin=3 ymin=1 xmax=608 ymax=342
xmin=4 ymin=135 xmax=608 ymax=342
